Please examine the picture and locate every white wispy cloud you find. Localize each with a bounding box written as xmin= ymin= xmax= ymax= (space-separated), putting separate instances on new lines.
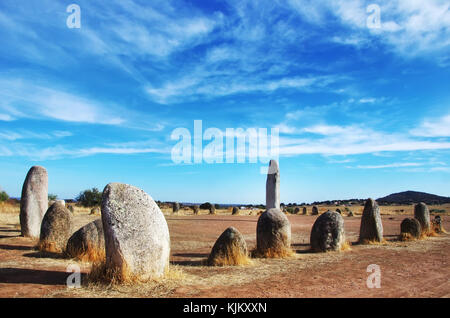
xmin=410 ymin=114 xmax=450 ymax=137
xmin=0 ymin=130 xmax=72 ymax=141
xmin=277 ymin=123 xmax=450 ymax=156
xmin=0 ymin=78 xmax=124 ymax=125
xmin=0 ymin=143 xmax=171 ymax=161
xmin=352 ymin=162 xmax=423 ymax=169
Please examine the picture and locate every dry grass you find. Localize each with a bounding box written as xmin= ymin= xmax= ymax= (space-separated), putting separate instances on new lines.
xmin=208 ymin=244 xmax=252 ymax=267
xmin=252 ymin=246 xmax=295 ymax=259
xmin=88 ymin=260 xmax=182 ymax=286
xmin=36 ymin=240 xmax=63 ymax=254
xmin=65 ymin=243 xmax=106 ymax=263
xmin=359 ymin=238 xmax=389 ymax=245
xmin=340 ymin=240 xmax=352 ymax=251
xmin=400 ymin=232 xmax=419 ymax=242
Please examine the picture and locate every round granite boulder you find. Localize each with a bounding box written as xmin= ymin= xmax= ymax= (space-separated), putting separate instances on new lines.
xmin=400 ymin=218 xmax=422 ymax=240
xmin=207 ymin=227 xmax=249 ymax=266
xmin=310 ymin=211 xmax=346 ymax=252
xmin=101 ymin=183 xmax=170 ymax=280
xmin=38 ymin=202 xmax=73 ymax=253
xmin=66 ymin=219 xmax=105 ymax=261
xmin=256 ymin=208 xmax=291 ymax=257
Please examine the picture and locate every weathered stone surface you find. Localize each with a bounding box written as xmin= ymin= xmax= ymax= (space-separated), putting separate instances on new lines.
xmin=312 ymin=206 xmax=319 ymax=216
xmin=192 ymin=205 xmax=199 ymax=215
xmin=39 ymin=202 xmax=73 ymax=252
xmin=359 ymin=199 xmax=383 ymax=243
xmin=266 ymin=160 xmax=280 ymax=210
xmin=207 ymin=227 xmax=248 ymax=266
xmin=400 ymin=218 xmax=421 ymax=239
xmin=232 ymin=206 xmax=239 ymax=215
xmin=414 ymin=202 xmax=430 ymax=233
xmin=294 ymin=207 xmax=300 ymax=214
xmin=101 ymin=183 xmax=170 ymax=279
xmin=336 ymin=208 xmax=341 ymax=214
xmin=66 ymin=219 xmax=104 ymax=258
xmin=173 ymin=202 xmax=180 ymax=213
xmin=209 ymin=204 xmax=216 ymax=215
xmin=20 ymin=166 xmax=48 ymax=238
xmin=67 ymin=205 xmax=75 ymax=213
xmin=303 ymin=207 xmax=307 ymax=215
xmin=310 ymin=211 xmax=345 ymax=252
xmin=50 ymin=200 xmax=65 ymax=207
xmin=256 ymin=208 xmax=291 ymax=256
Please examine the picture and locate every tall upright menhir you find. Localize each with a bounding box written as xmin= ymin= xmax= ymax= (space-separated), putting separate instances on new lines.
xmin=266 ymin=159 xmax=280 ymax=210
xmin=20 ymin=166 xmax=48 ymax=238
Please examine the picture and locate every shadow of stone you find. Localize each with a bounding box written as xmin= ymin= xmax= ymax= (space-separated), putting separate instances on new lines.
xmin=0 ymin=244 xmax=34 ymax=251
xmin=291 ymin=243 xmax=310 ymax=247
xmin=23 ymin=250 xmax=65 ymax=259
xmin=0 ymin=267 xmax=87 ymax=285
xmin=0 ymin=235 xmax=21 ymax=239
xmin=172 ymin=253 xmax=209 ymax=258
xmin=170 ymin=259 xmax=206 ymax=267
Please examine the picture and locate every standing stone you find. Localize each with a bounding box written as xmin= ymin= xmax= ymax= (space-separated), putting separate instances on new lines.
xmin=102 ymin=183 xmax=170 ymax=280
xmin=20 ymin=166 xmax=48 ymax=238
xmin=172 ymin=202 xmax=180 ymax=213
xmin=303 ymin=207 xmax=307 ymax=215
xmin=232 ymin=206 xmax=239 ymax=215
xmin=414 ymin=202 xmax=430 ymax=234
xmin=256 ymin=208 xmax=291 ymax=257
xmin=310 ymin=211 xmax=346 ymax=252
xmin=192 ymin=205 xmax=199 ymax=215
xmin=294 ymin=207 xmax=300 ymax=214
xmin=207 ymin=227 xmax=249 ymax=266
xmin=312 ymin=206 xmax=319 ymax=216
xmin=209 ymin=204 xmax=216 ymax=215
xmin=400 ymin=218 xmax=422 ymax=240
xmin=266 ymin=160 xmax=280 ymax=210
xmin=347 ymin=210 xmax=354 ymax=217
xmin=359 ymin=198 xmax=383 ymax=243
xmin=39 ymin=202 xmax=73 ymax=253
xmin=431 ymin=215 xmax=443 ymax=234
xmin=66 ymin=219 xmax=105 ymax=260
xmin=336 ymin=208 xmax=342 ymax=214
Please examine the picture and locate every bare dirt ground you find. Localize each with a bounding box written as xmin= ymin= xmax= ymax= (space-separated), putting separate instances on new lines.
xmin=0 ymin=206 xmax=449 ymax=298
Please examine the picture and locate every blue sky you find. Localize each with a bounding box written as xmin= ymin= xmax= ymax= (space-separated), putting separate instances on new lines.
xmin=0 ymin=0 xmax=449 ymax=204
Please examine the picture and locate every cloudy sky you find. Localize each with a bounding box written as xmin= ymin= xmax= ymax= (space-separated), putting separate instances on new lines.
xmin=0 ymin=0 xmax=449 ymax=204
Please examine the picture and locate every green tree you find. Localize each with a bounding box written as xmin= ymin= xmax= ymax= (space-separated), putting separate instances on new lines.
xmin=200 ymin=202 xmax=212 ymax=210
xmin=48 ymin=194 xmax=58 ymax=201
xmin=76 ymin=188 xmax=103 ymax=207
xmin=0 ymin=191 xmax=9 ymax=202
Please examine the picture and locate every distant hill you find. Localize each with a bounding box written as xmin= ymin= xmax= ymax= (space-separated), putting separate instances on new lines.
xmin=377 ymin=191 xmax=450 ymax=205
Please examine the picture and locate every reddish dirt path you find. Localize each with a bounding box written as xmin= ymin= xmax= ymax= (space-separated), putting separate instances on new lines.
xmin=0 ymin=214 xmax=449 ymax=298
